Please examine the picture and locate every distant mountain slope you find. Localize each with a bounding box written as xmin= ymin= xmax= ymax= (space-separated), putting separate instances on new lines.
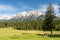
xmin=0 ymin=10 xmax=59 ymax=22
xmin=7 ymin=10 xmax=44 ymax=22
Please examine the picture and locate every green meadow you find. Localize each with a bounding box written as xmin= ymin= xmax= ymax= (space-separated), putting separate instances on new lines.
xmin=0 ymin=28 xmax=59 ymax=40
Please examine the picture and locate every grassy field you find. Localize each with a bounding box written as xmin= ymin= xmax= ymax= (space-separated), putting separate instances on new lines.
xmin=0 ymin=28 xmax=60 ymax=40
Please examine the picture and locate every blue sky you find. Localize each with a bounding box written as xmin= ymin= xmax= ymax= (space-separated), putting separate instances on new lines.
xmin=0 ymin=0 xmax=60 ymax=19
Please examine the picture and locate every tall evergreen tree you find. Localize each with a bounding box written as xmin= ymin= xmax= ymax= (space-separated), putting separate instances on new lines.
xmin=42 ymin=4 xmax=55 ymax=34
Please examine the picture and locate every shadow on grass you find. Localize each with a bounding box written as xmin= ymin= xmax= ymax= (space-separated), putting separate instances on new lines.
xmin=49 ymin=34 xmax=60 ymax=38
xmin=36 ymin=34 xmax=60 ymax=38
xmin=22 ymin=33 xmax=31 ymax=35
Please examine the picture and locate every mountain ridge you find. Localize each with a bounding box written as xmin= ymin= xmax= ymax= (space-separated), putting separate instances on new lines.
xmin=0 ymin=10 xmax=59 ymax=22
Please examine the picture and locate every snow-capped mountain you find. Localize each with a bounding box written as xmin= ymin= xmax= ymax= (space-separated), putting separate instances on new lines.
xmin=13 ymin=10 xmax=43 ymax=17
xmin=0 ymin=10 xmax=59 ymax=22
xmin=8 ymin=10 xmax=44 ymax=22
xmin=1 ymin=9 xmax=59 ymax=22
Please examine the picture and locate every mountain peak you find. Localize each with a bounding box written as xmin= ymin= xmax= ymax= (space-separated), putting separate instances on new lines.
xmin=13 ymin=10 xmax=43 ymax=17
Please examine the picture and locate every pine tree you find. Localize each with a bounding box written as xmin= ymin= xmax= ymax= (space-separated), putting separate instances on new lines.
xmin=42 ymin=4 xmax=55 ymax=34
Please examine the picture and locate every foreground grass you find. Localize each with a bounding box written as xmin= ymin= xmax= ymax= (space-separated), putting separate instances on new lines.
xmin=0 ymin=28 xmax=60 ymax=40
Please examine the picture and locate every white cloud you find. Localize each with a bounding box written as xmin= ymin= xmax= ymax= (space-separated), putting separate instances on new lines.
xmin=39 ymin=4 xmax=59 ymax=14
xmin=0 ymin=15 xmax=12 ymax=20
xmin=0 ymin=4 xmax=16 ymax=11
xmin=39 ymin=5 xmax=48 ymax=13
xmin=0 ymin=4 xmax=18 ymax=20
xmin=53 ymin=4 xmax=59 ymax=14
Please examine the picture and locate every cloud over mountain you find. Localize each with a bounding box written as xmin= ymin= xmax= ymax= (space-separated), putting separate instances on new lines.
xmin=0 ymin=4 xmax=60 ymax=20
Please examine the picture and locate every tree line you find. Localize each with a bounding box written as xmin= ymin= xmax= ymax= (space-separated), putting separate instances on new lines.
xmin=0 ymin=19 xmax=59 ymax=31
